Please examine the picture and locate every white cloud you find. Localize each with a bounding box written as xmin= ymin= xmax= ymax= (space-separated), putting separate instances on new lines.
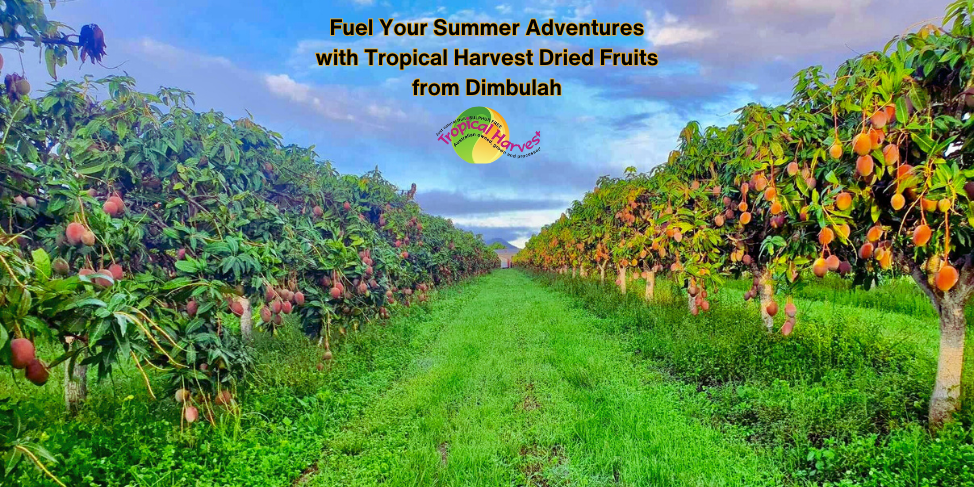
xmin=644 ymin=10 xmax=714 ymax=47
xmin=567 ymin=3 xmax=594 ymax=22
xmin=352 ymin=0 xmax=374 ymax=5
xmin=496 ymin=4 xmax=512 ymax=15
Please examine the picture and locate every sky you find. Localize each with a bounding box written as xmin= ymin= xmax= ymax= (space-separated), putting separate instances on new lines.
xmin=25 ymin=0 xmax=949 ymax=247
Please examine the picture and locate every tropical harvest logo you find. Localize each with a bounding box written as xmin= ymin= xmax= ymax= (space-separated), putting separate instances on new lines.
xmin=435 ymin=106 xmax=540 ymax=164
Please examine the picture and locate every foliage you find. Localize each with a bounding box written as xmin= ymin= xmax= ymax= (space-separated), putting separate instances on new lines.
xmin=516 ymin=0 xmax=974 ymax=427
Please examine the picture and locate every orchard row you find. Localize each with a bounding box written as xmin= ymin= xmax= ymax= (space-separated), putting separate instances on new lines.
xmin=515 ymin=2 xmax=974 ymax=429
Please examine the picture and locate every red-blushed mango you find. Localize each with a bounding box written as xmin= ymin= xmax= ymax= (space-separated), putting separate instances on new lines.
xmin=913 ymin=225 xmax=932 ymax=246
xmin=835 ymin=224 xmax=851 ymax=240
xmin=81 ymin=231 xmax=96 ymax=246
xmin=884 ymin=104 xmax=896 ymax=121
xmin=891 ymin=193 xmax=906 ymax=211
xmin=869 ymin=128 xmax=885 ymax=149
xmin=896 ymin=164 xmax=913 ymax=182
xmin=836 ymin=192 xmax=853 ymax=211
xmin=764 ymin=186 xmax=776 ymax=200
xmin=230 ymin=300 xmax=244 ymax=317
xmin=103 ymin=200 xmax=119 ymax=216
xmin=853 ymin=133 xmax=872 ymax=156
xmin=753 ymin=173 xmax=768 ymax=192
xmin=94 ymin=269 xmax=113 ymax=288
xmin=260 ymin=306 xmax=272 ymax=322
xmin=787 ymin=161 xmax=800 ymax=176
xmin=186 ymin=299 xmax=198 ymax=318
xmin=829 ymin=142 xmax=843 ymax=159
xmin=870 ymin=110 xmax=888 ymax=129
xmin=857 ymin=155 xmax=874 ymax=177
xmin=294 ymin=292 xmax=305 ymax=306
xmin=214 ymin=390 xmax=233 ymax=407
xmin=25 ymin=359 xmax=48 ymax=386
xmin=867 ymin=225 xmax=883 ymax=242
xmin=922 ymin=198 xmax=938 ymax=212
xmin=785 ymin=301 xmax=797 ymax=318
xmin=66 ymin=222 xmax=86 ymax=245
xmin=813 ymin=258 xmax=828 ymax=277
xmin=781 ymin=319 xmax=795 ymax=336
xmin=826 ymin=255 xmax=840 ymax=271
xmin=859 ymin=242 xmax=875 ymax=259
xmin=109 ymin=263 xmax=124 ymax=280
xmin=174 ymin=389 xmax=191 ymax=403
xmin=883 ymin=144 xmax=899 ymax=165
xmin=770 ymin=201 xmax=783 ymax=215
xmin=108 ymin=195 xmax=124 ymax=211
xmin=184 ymin=406 xmax=199 ymax=423
xmin=936 ymin=265 xmax=959 ymax=292
xmin=10 ymin=338 xmax=35 ymax=369
xmin=740 ymin=212 xmax=752 ymax=225
xmin=819 ymin=227 xmax=834 ymax=246
xmin=766 ymin=301 xmax=779 ymax=317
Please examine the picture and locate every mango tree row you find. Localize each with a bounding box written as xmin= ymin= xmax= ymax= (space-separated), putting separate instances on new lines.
xmin=516 ymin=0 xmax=974 ymax=429
xmin=0 ymin=1 xmax=497 ymax=481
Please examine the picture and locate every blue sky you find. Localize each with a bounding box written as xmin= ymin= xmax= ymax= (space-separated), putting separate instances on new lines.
xmin=28 ymin=0 xmax=948 ymax=247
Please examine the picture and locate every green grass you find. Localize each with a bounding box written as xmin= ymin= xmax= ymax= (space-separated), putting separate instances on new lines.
xmin=1 ymin=279 xmax=472 ymax=486
xmin=535 ymin=271 xmax=974 ymax=486
xmin=306 ymin=270 xmax=779 ymax=486
xmin=5 ymin=270 xmax=973 ymax=486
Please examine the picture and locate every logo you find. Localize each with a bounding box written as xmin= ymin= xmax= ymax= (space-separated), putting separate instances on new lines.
xmin=435 ymin=107 xmax=540 ymax=164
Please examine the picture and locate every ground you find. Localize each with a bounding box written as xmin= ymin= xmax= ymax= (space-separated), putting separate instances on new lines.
xmin=300 ymin=270 xmax=778 ymax=486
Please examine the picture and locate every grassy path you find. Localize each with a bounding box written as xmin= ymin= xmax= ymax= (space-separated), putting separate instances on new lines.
xmin=304 ymin=270 xmax=779 ymax=486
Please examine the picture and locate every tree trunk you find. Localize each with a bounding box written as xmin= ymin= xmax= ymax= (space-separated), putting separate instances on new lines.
xmin=599 ymin=265 xmax=606 ymax=283
xmin=64 ymin=352 xmax=88 ymax=415
xmin=758 ymin=269 xmax=774 ymax=333
xmin=688 ymin=292 xmax=698 ymax=314
xmin=572 ymin=266 xmax=577 ymax=278
xmin=239 ymin=297 xmax=253 ymax=342
xmin=904 ymin=256 xmax=971 ymax=428
xmin=617 ymin=265 xmax=626 ymax=294
xmin=580 ymin=265 xmax=587 ymax=278
xmin=645 ymin=270 xmax=655 ymax=302
xmin=930 ymin=297 xmax=967 ymax=428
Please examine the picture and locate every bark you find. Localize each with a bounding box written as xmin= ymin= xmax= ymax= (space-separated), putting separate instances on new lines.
xmin=64 ymin=351 xmax=88 ymax=415
xmin=617 ymin=265 xmax=627 ymax=294
xmin=903 ymin=254 xmax=971 ymax=428
xmin=645 ymin=270 xmax=655 ymax=302
xmin=599 ymin=264 xmax=606 ymax=283
xmin=758 ymin=269 xmax=774 ymax=333
xmin=239 ymin=297 xmax=253 ymax=342
xmin=688 ymin=292 xmax=698 ymax=314
xmin=930 ymin=297 xmax=967 ymax=428
xmin=580 ymin=265 xmax=587 ymax=278
xmin=572 ymin=266 xmax=577 ymax=278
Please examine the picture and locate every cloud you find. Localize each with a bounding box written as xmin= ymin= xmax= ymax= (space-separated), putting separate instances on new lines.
xmin=415 ymin=190 xmax=569 ymax=216
xmin=645 ymin=10 xmax=713 ymax=47
xmin=496 ymin=4 xmax=513 ymax=15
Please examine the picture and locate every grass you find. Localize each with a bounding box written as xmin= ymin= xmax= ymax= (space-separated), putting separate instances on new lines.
xmin=1 ymin=278 xmax=472 ymax=486
xmin=534 ymin=271 xmax=974 ymax=486
xmin=306 ymin=269 xmax=778 ymax=486
xmin=5 ymin=269 xmax=973 ymax=486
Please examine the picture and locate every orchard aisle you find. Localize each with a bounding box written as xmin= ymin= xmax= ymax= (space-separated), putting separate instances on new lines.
xmin=303 ymin=271 xmax=779 ymax=486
